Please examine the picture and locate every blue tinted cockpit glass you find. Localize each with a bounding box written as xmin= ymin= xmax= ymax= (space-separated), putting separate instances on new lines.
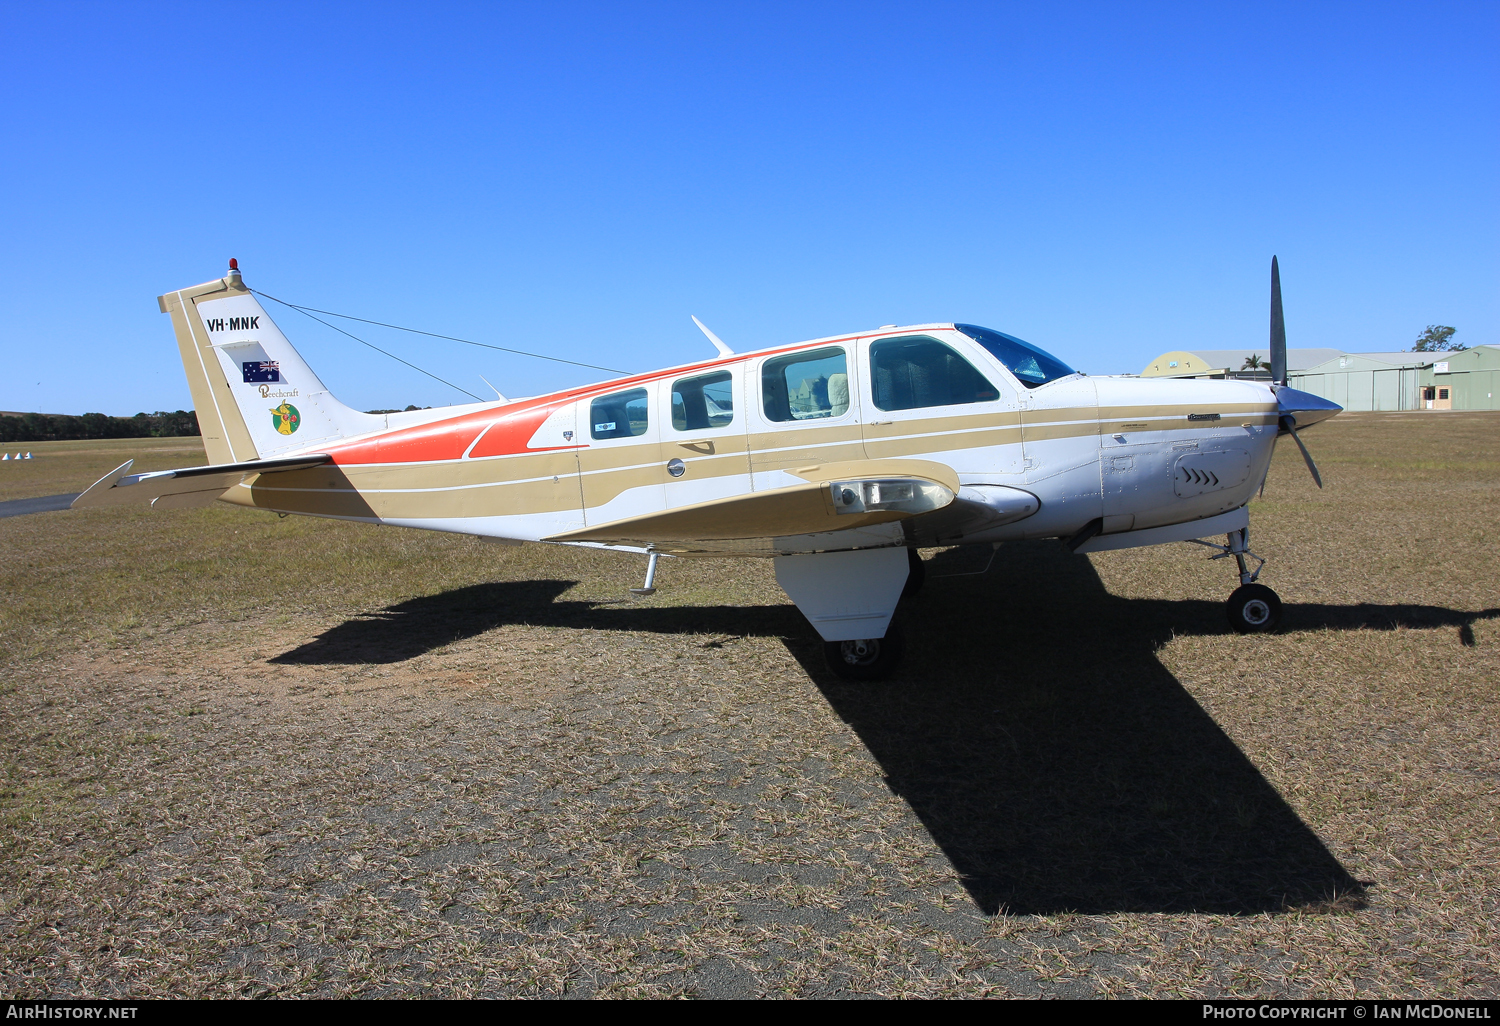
xmin=954 ymin=324 xmax=1076 ymax=388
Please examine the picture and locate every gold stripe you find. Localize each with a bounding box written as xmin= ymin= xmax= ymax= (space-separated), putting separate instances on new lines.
xmin=865 ymin=427 xmax=1019 ymax=460
xmin=1095 ymin=402 xmax=1277 ymax=420
xmin=340 ymin=450 xmax=581 ymax=490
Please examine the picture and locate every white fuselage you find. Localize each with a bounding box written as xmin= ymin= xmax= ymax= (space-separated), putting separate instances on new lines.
xmin=226 ymin=324 xmax=1281 ymax=556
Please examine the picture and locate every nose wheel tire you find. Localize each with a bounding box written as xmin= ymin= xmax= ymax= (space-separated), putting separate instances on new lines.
xmin=1227 ymin=583 xmax=1282 ymax=633
xmin=823 ymin=625 xmax=905 ymax=681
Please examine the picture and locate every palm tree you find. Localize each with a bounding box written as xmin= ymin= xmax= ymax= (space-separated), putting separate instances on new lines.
xmin=1241 ymin=353 xmax=1267 ymax=371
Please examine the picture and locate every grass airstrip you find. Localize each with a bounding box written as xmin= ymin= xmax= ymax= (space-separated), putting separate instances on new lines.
xmin=1 ymin=414 xmax=1496 ymax=998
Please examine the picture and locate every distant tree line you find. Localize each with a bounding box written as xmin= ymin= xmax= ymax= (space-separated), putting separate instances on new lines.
xmin=0 ymin=410 xmax=200 ymax=443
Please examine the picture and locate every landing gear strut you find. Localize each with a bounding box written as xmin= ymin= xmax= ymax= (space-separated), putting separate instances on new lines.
xmin=1191 ymin=527 xmax=1283 ymax=633
xmin=629 ymin=551 xmax=661 ymax=597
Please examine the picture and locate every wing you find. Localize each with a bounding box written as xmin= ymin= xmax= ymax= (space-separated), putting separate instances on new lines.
xmin=72 ymin=454 xmax=332 ymax=510
xmin=545 ymin=459 xmax=960 ymax=554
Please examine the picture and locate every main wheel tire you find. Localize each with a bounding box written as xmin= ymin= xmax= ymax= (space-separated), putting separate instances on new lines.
xmin=1227 ymin=583 xmax=1282 ymax=633
xmin=902 ymin=548 xmax=926 ymax=601
xmin=823 ymin=625 xmax=906 ymax=681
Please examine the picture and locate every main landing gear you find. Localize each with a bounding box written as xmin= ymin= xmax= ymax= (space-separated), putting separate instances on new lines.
xmin=823 ymin=627 xmax=906 ymax=682
xmin=820 ymin=550 xmax=925 ymax=681
xmin=1193 ymin=527 xmax=1282 ymax=633
xmin=772 ymin=547 xmax=916 ymax=683
xmin=822 ymin=548 xmax=926 ymax=680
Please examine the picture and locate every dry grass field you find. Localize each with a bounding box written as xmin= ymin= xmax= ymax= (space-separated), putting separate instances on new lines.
xmin=1 ymin=413 xmax=1496 ymax=998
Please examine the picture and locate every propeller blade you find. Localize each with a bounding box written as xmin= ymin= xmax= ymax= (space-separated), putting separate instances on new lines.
xmin=1269 ymin=255 xmax=1287 ymax=386
xmin=1280 ymin=415 xmax=1323 ymax=488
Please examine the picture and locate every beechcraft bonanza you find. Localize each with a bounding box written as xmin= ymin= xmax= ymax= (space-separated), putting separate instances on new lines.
xmin=76 ymin=258 xmax=1340 ymax=679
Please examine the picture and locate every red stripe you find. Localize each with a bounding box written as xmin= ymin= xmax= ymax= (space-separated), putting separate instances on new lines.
xmin=467 ymin=404 xmax=568 ymax=459
xmin=327 ymin=398 xmax=571 ymax=465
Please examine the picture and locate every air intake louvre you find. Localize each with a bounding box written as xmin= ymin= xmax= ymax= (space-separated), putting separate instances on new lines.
xmin=1174 ymin=449 xmax=1251 ymax=498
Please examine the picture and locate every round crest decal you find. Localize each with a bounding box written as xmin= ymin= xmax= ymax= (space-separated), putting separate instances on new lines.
xmin=270 ymin=402 xmax=301 ymax=435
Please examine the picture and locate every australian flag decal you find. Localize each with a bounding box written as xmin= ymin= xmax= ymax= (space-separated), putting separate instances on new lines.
xmin=242 ymin=360 xmax=281 ymax=383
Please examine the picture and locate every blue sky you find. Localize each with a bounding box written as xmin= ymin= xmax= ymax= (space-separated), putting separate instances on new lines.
xmin=1 ymin=1 xmax=1495 ymax=416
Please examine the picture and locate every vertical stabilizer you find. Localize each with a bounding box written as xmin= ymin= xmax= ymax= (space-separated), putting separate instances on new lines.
xmin=159 ymin=261 xmax=384 ymax=464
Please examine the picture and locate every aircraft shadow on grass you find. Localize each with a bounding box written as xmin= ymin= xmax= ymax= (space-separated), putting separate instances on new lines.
xmin=270 ymin=542 xmax=1498 ymax=917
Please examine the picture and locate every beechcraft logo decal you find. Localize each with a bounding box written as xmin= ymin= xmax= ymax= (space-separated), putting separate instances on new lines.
xmin=271 ymin=402 xmax=301 ymax=435
xmin=242 ymin=360 xmax=280 ymax=383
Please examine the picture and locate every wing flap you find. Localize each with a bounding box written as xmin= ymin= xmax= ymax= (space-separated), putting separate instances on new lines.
xmin=71 ymin=454 xmax=332 ymax=509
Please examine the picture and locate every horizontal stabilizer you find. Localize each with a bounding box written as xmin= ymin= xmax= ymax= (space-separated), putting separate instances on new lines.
xmin=72 ymin=454 xmax=331 ymax=509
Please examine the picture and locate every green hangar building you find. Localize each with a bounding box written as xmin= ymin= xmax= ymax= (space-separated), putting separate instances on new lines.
xmin=1142 ymin=346 xmax=1500 ymax=412
xmin=1412 ymin=345 xmax=1500 ymax=411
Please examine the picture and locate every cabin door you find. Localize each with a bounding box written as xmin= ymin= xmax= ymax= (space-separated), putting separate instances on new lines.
xmin=858 ymin=332 xmax=1023 ymax=475
xmin=746 ymin=343 xmax=866 ymax=490
xmin=656 ymin=364 xmax=753 ymax=510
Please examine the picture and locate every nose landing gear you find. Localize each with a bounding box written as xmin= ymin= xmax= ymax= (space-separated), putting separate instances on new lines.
xmin=1191 ymin=527 xmax=1283 ymax=633
xmin=1227 ymin=582 xmax=1282 ymax=633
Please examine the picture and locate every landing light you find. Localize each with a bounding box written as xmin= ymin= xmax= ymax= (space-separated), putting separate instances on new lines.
xmin=829 ymin=478 xmax=950 ymax=516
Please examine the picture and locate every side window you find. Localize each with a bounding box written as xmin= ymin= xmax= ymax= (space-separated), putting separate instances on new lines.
xmin=671 ymin=371 xmax=734 ymax=431
xmin=590 ymin=387 xmax=649 ymax=440
xmin=762 ymin=347 xmax=849 ymax=423
xmin=870 ymin=336 xmax=1000 ymax=412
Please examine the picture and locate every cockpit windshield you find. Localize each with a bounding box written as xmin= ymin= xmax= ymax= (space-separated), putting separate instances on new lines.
xmin=954 ymin=324 xmax=1076 ymax=389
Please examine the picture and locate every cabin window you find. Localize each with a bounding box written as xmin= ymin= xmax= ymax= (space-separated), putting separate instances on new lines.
xmin=590 ymin=388 xmax=649 ymax=440
xmin=870 ymin=335 xmax=999 ymax=411
xmin=671 ymin=371 xmax=734 ymax=431
xmin=762 ymin=347 xmax=849 ymax=422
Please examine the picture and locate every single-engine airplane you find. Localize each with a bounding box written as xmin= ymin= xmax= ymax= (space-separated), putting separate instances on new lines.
xmin=76 ymin=258 xmax=1340 ymax=679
